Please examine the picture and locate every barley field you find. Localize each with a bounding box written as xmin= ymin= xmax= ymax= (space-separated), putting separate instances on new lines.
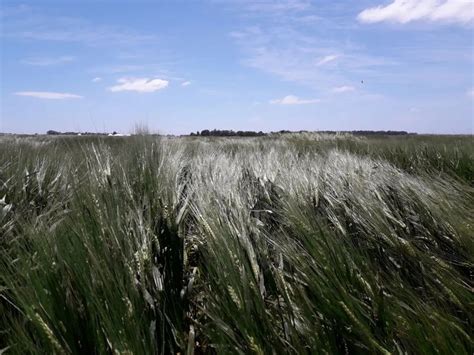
xmin=0 ymin=133 xmax=473 ymax=354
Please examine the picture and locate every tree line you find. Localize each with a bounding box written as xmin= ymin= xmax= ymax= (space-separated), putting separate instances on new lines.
xmin=189 ymin=129 xmax=412 ymax=137
xmin=44 ymin=129 xmax=413 ymax=137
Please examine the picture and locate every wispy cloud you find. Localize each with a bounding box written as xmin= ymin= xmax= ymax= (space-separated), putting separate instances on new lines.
xmin=241 ymin=0 xmax=310 ymax=13
xmin=92 ymin=77 xmax=102 ymax=83
xmin=467 ymin=88 xmax=474 ymax=98
xmin=181 ymin=81 xmax=191 ymax=87
xmin=358 ymin=0 xmax=474 ymax=25
xmin=216 ymin=0 xmax=310 ymax=14
xmin=21 ymin=55 xmax=75 ymax=66
xmin=109 ymin=78 xmax=169 ymax=93
xmin=332 ymin=85 xmax=355 ymax=93
xmin=14 ymin=91 xmax=83 ymax=99
xmin=93 ymin=64 xmax=145 ymax=74
xmin=0 ymin=4 xmax=31 ymax=18
xmin=231 ymin=25 xmax=396 ymax=90
xmin=17 ymin=28 xmax=156 ymax=45
xmin=270 ymin=95 xmax=320 ymax=105
xmin=316 ymin=54 xmax=339 ymax=66
xmin=3 ymin=6 xmax=157 ymax=46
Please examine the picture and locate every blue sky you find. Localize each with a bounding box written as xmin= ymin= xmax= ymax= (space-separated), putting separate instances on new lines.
xmin=1 ymin=0 xmax=473 ymax=134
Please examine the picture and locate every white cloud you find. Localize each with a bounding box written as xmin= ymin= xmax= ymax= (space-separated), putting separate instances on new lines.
xmin=181 ymin=81 xmax=191 ymax=87
xmin=21 ymin=56 xmax=75 ymax=66
xmin=14 ymin=91 xmax=83 ymax=99
xmin=467 ymin=88 xmax=474 ymax=97
xmin=358 ymin=0 xmax=474 ymax=25
xmin=332 ymin=85 xmax=355 ymax=93
xmin=92 ymin=77 xmax=102 ymax=82
xmin=316 ymin=54 xmax=339 ymax=66
xmin=109 ymin=77 xmax=169 ymax=93
xmin=270 ymin=95 xmax=320 ymax=105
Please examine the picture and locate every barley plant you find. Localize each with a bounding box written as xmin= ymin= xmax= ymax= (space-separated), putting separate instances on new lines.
xmin=0 ymin=133 xmax=472 ymax=354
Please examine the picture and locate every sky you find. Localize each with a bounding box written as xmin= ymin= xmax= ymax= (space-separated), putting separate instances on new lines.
xmin=1 ymin=0 xmax=473 ymax=134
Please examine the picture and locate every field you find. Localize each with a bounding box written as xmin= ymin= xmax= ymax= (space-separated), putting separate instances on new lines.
xmin=0 ymin=133 xmax=473 ymax=354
